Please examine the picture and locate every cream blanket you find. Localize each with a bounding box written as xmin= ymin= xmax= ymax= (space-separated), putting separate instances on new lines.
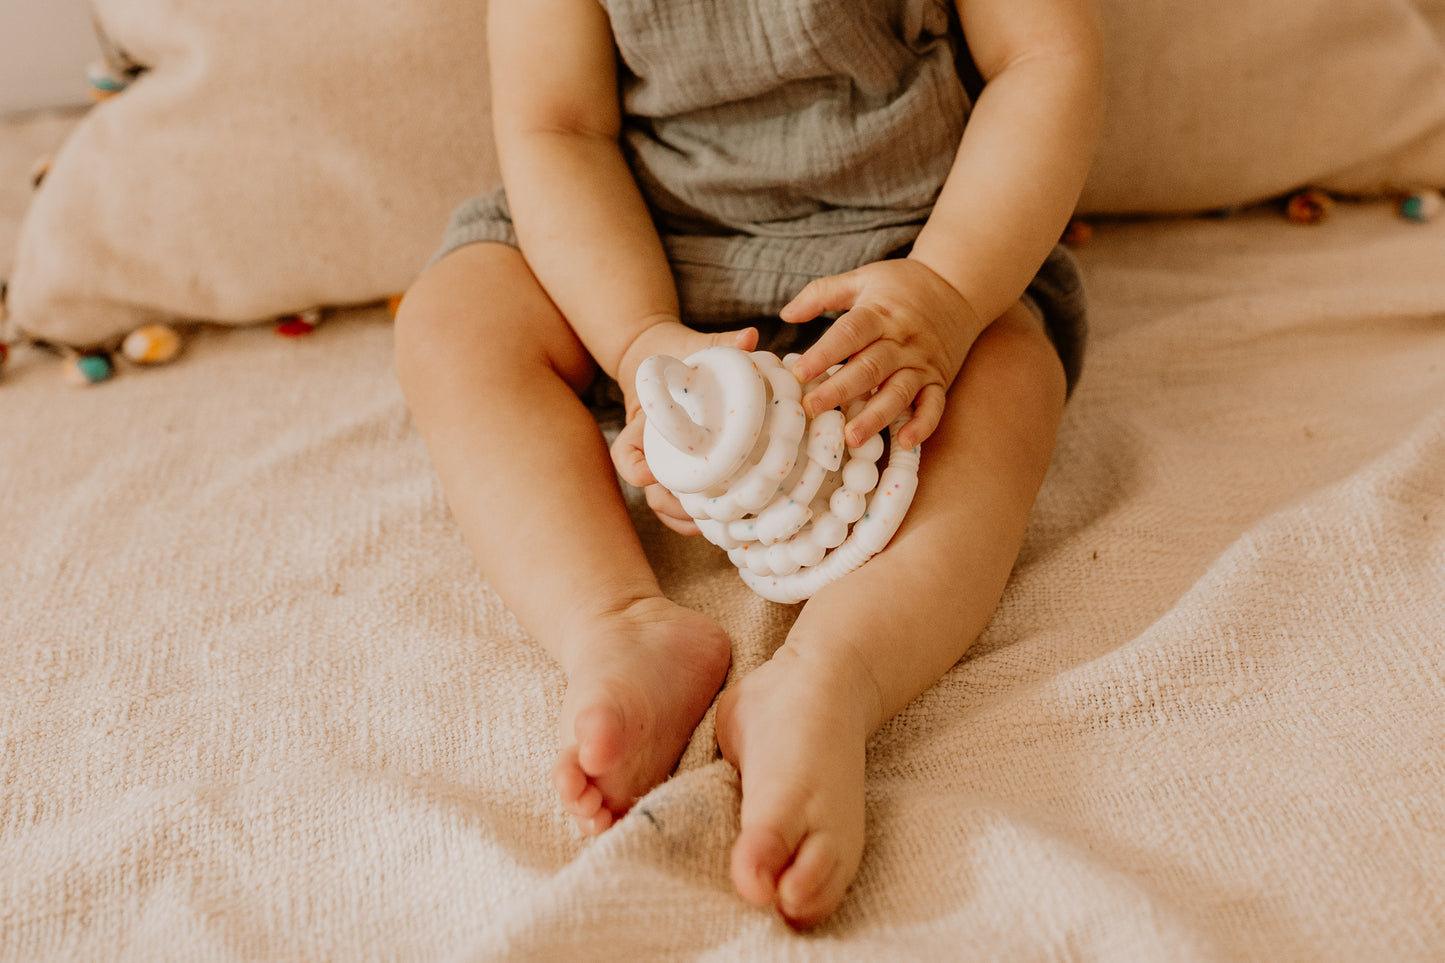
xmin=2 ymin=115 xmax=1443 ymax=960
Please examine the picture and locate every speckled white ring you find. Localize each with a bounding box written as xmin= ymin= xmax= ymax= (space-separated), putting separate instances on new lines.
xmin=636 ymin=348 xmax=766 ymax=495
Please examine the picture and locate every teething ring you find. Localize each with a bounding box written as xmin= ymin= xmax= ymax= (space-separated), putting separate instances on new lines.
xmin=637 ymin=346 xmax=921 ymax=603
xmin=637 ymin=347 xmax=767 ymax=494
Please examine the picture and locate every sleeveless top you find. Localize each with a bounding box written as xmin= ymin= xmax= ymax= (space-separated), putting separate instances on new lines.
xmin=599 ymin=0 xmax=973 ymax=322
xmin=439 ymin=0 xmax=1083 ymax=387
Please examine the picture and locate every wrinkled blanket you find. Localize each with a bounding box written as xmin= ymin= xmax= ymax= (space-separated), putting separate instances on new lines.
xmin=2 ymin=112 xmax=1443 ymax=960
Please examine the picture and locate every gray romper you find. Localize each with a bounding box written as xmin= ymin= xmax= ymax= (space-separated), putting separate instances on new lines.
xmin=438 ymin=0 xmax=1087 ymax=394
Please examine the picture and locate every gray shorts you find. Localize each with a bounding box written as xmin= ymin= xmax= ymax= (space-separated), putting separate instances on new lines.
xmin=435 ymin=187 xmax=1087 ymax=412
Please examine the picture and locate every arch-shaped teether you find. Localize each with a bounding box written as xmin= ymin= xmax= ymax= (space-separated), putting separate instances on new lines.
xmin=636 ymin=346 xmax=921 ymax=604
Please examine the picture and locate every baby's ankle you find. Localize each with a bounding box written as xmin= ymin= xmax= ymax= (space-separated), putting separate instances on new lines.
xmin=551 ymin=589 xmax=672 ymax=659
xmin=771 ymin=637 xmax=886 ymax=738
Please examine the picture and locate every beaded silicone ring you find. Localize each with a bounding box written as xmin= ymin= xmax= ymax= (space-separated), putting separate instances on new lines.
xmin=635 ymin=346 xmax=920 ymax=604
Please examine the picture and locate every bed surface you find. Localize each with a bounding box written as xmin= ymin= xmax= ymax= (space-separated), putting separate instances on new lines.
xmin=3 ymin=110 xmax=1444 ymax=960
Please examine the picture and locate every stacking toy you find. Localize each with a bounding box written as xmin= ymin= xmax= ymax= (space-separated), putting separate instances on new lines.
xmin=636 ymin=346 xmax=920 ymax=604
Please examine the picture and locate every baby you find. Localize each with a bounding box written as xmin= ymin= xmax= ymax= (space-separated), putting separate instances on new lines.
xmin=395 ymin=0 xmax=1102 ymax=929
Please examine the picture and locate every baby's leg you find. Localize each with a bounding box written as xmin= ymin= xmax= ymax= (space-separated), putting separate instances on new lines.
xmin=395 ymin=243 xmax=731 ymax=832
xmin=716 ymin=302 xmax=1068 ymax=927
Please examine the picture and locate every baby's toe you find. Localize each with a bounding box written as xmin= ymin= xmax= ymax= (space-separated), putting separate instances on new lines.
xmin=553 ymin=746 xmax=611 ymax=822
xmin=777 ymin=832 xmax=854 ymax=929
xmin=730 ymin=824 xmax=797 ymax=908
xmin=579 ymin=806 xmax=614 ymax=836
xmin=552 ymin=747 xmax=587 ymax=801
xmin=573 ymin=701 xmax=630 ymax=777
xmin=569 ymin=783 xmax=606 ymax=820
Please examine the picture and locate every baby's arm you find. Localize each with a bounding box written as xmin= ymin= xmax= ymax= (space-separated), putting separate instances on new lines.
xmin=785 ymin=0 xmax=1103 ymax=448
xmin=916 ymin=0 xmax=1104 ymax=323
xmin=489 ymin=0 xmax=709 ymax=386
xmin=493 ymin=0 xmax=761 ymax=533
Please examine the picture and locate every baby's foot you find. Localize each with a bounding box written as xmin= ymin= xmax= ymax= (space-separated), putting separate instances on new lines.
xmin=715 ymin=643 xmax=878 ymax=929
xmin=552 ymin=597 xmax=731 ymax=834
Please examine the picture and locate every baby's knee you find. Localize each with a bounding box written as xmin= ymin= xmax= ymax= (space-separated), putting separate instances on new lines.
xmin=976 ymin=302 xmax=1069 ymax=414
xmin=391 ymin=251 xmax=485 ymax=381
xmin=393 ymin=244 xmax=594 ymax=392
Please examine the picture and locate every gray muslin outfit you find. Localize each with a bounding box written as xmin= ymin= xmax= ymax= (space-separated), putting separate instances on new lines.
xmin=437 ymin=0 xmax=1086 ymax=393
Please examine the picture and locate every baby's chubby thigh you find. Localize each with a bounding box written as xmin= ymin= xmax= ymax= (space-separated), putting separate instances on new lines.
xmin=806 ymin=297 xmax=1066 ymax=717
xmin=927 ymin=299 xmax=1067 ymax=493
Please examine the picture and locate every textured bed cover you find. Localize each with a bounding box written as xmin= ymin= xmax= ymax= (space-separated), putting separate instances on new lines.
xmin=2 ymin=111 xmax=1444 ymax=961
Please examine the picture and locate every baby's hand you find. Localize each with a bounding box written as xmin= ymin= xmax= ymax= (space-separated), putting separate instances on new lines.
xmin=615 ymin=318 xmax=759 ymax=412
xmin=611 ymin=321 xmax=759 ymax=536
xmin=781 ymin=259 xmax=986 ymax=450
xmin=611 ymin=416 xmax=702 ymax=535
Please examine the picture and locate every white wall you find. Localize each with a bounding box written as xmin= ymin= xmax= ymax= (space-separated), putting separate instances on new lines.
xmin=0 ymin=0 xmax=100 ymax=114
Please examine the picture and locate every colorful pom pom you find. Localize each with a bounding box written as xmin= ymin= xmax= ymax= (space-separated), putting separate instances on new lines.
xmin=121 ymin=324 xmax=182 ymax=364
xmin=85 ymin=60 xmax=131 ymax=100
xmin=1286 ymin=189 xmax=1334 ymax=225
xmin=1061 ymin=219 xmax=1093 ymax=247
xmin=67 ymin=353 xmax=114 ymax=386
xmin=1399 ymin=190 xmax=1444 ymax=224
xmin=275 ymin=309 xmax=322 ymax=338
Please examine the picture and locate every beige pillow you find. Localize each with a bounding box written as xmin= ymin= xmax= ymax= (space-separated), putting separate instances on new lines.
xmin=1080 ymin=0 xmax=1445 ymax=213
xmin=7 ymin=0 xmax=496 ymax=347
xmin=7 ymin=0 xmax=1445 ymax=347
